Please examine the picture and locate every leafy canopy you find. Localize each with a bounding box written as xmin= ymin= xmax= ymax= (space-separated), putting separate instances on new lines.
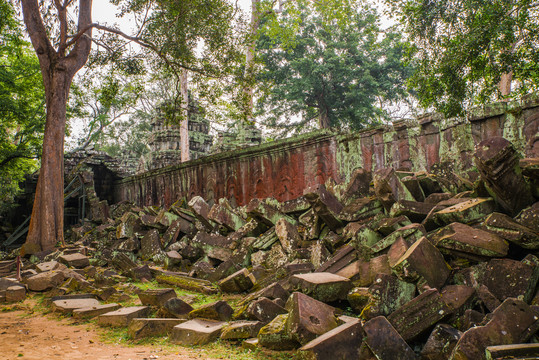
xmin=385 ymin=0 xmax=539 ymax=116
xmin=256 ymin=0 xmax=411 ymax=134
xmin=0 ymin=0 xmax=45 ymax=204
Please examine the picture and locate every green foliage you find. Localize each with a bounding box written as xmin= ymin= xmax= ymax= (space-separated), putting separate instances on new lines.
xmin=0 ymin=0 xmax=44 ymax=205
xmin=386 ymin=0 xmax=539 ymax=116
xmin=256 ymin=0 xmax=411 ymax=134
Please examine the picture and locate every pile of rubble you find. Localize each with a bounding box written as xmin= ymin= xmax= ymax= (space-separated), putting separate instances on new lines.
xmin=1 ymin=136 xmax=539 ymax=360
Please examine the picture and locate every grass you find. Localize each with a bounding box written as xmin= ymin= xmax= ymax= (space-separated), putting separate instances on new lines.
xmin=6 ymin=282 xmax=298 ymax=360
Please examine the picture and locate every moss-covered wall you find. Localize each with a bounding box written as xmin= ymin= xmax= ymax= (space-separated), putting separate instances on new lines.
xmin=114 ymin=96 xmax=539 ymax=207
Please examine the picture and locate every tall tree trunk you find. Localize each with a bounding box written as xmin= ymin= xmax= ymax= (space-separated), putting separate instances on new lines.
xmin=318 ymin=107 xmax=330 ymax=129
xmin=499 ymin=71 xmax=513 ymax=96
xmin=243 ymin=0 xmax=260 ymax=121
xmin=21 ymin=0 xmax=92 ymax=255
xmin=180 ymin=69 xmax=190 ymax=162
xmin=22 ymin=70 xmax=70 ymax=254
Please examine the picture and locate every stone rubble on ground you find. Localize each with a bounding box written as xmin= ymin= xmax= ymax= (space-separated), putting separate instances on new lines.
xmin=1 ymin=136 xmax=538 ymax=359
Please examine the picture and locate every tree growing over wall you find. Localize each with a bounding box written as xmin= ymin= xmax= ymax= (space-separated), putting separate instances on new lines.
xmin=385 ymin=0 xmax=539 ymax=116
xmin=18 ymin=0 xmax=244 ymax=254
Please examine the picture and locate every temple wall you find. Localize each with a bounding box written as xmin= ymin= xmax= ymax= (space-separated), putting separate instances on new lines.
xmin=113 ymin=96 xmax=539 ymax=207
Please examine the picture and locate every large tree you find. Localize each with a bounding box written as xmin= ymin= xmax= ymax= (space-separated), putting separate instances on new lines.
xmin=256 ymin=0 xmax=411 ymax=134
xmin=18 ymin=0 xmax=244 ymax=254
xmin=385 ymin=0 xmax=539 ymax=116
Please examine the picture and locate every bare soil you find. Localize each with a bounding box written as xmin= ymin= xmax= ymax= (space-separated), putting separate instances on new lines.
xmin=0 ymin=309 xmax=221 ymax=360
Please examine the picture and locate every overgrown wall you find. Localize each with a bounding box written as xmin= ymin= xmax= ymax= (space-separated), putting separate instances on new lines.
xmin=114 ymin=96 xmax=539 ymax=207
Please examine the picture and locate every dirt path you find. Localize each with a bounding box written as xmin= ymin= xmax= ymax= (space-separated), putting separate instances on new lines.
xmin=0 ymin=310 xmax=221 ymax=360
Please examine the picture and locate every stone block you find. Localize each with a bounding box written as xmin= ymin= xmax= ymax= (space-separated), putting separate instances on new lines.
xmin=440 ymin=285 xmax=476 ymax=317
xmin=131 ymin=265 xmax=153 ymax=282
xmin=475 ymin=136 xmax=534 ymax=216
xmin=156 ymin=271 xmax=218 ymax=294
xmin=188 ymin=195 xmax=214 ymax=230
xmin=188 ymin=300 xmax=233 ymax=321
xmin=258 ymin=314 xmax=300 ymax=350
xmin=483 ymin=212 xmax=539 ymax=249
xmin=128 ymin=318 xmax=186 ymax=339
xmin=239 ymin=282 xmax=289 ymax=307
xmin=366 ymin=274 xmax=416 ymax=318
xmin=420 ymin=323 xmax=461 ymax=360
xmin=389 ymin=200 xmax=435 ymax=223
xmin=52 ymin=298 xmax=101 ymax=313
xmin=138 ymin=288 xmax=177 ymax=307
xmin=316 ymin=244 xmax=356 ymax=274
xmin=247 ymin=198 xmax=297 ymax=226
xmin=285 ymin=292 xmax=338 ymax=345
xmin=299 ymin=319 xmax=365 ymax=360
xmin=97 ymin=306 xmax=150 ymax=327
xmin=35 ymin=260 xmax=66 ymax=273
xmin=387 ymin=289 xmax=450 ymax=342
xmin=72 ymin=303 xmax=121 ymax=319
xmin=430 ymin=222 xmax=508 ymax=259
xmin=347 ymin=287 xmax=371 ymax=313
xmin=391 ymin=237 xmax=450 ymax=290
xmin=161 ymin=297 xmax=193 ymax=318
xmin=25 ymin=271 xmax=65 ymax=292
xmin=486 ymin=344 xmax=539 ymax=360
xmin=221 ymin=320 xmax=264 ymax=340
xmin=170 ymin=319 xmax=225 ymax=345
xmin=453 ymin=298 xmax=539 ymax=359
xmin=246 ymin=297 xmax=287 ymax=323
xmin=140 ymin=229 xmax=164 ymax=261
xmin=371 ymin=223 xmax=426 ymax=254
xmin=481 ymin=258 xmax=539 ymax=303
xmin=58 ymin=253 xmax=90 ymax=269
xmin=363 ymin=316 xmax=416 ymax=360
xmin=290 ymin=272 xmax=352 ymax=303
xmin=208 ymin=203 xmax=246 ymax=231
xmin=432 ymin=198 xmax=496 ymax=226
xmin=275 ymin=218 xmax=302 ymax=254
xmin=338 ymin=197 xmax=383 ymax=222
xmin=218 ymin=268 xmax=255 ymax=293
xmin=6 ymin=285 xmax=26 ymax=302
xmin=304 ymin=184 xmax=344 ymax=231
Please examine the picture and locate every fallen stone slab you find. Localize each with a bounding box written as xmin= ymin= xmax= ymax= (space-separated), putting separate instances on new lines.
xmin=138 ymin=288 xmax=177 ymax=307
xmin=481 ymin=258 xmax=539 ymax=303
xmin=370 ymin=223 xmax=426 ymax=254
xmin=188 ymin=196 xmax=214 ymax=230
xmin=155 ymin=271 xmax=218 ymax=294
xmin=97 ymin=306 xmax=150 ymax=327
xmin=25 ymin=271 xmax=65 ymax=292
xmin=140 ymin=229 xmax=165 ymax=261
xmin=387 ymin=288 xmax=450 ymax=342
xmin=128 ymin=318 xmax=186 ymax=339
xmin=483 ymin=212 xmax=539 ymax=250
xmin=218 ymin=268 xmax=255 ymax=293
xmin=440 ymin=285 xmax=476 ymax=318
xmin=238 ymin=282 xmax=289 ymax=307
xmin=389 ymin=200 xmax=435 ymax=223
xmin=452 ymin=298 xmax=539 ymax=360
xmin=485 ymin=343 xmax=539 ymax=360
xmin=420 ymin=323 xmax=461 ymax=360
xmin=298 ymin=319 xmax=364 ymax=360
xmin=366 ymin=274 xmax=416 ymax=318
xmin=188 ymin=300 xmax=233 ymax=321
xmin=246 ymin=297 xmax=287 ymax=323
xmin=258 ymin=314 xmax=300 ymax=350
xmin=475 ymin=136 xmax=534 ymax=216
xmin=252 ymin=228 xmax=279 ymax=251
xmin=0 ymin=277 xmax=24 ymax=291
xmin=247 ymin=198 xmax=297 ymax=226
xmin=290 ymin=272 xmax=352 ymax=303
xmin=431 ymin=197 xmax=496 ymax=226
xmin=285 ymin=292 xmax=338 ymax=345
xmin=73 ymin=303 xmax=121 ymax=319
xmin=363 ymin=316 xmax=416 ymax=360
xmin=275 ymin=218 xmax=302 ymax=254
xmin=160 ymin=297 xmax=193 ymax=318
xmin=315 ymin=244 xmax=356 ymax=274
xmin=52 ymin=298 xmax=101 ymax=313
xmin=6 ymin=286 xmax=26 ymax=302
xmin=34 ymin=260 xmax=66 ymax=273
xmin=430 ymin=222 xmax=508 ymax=259
xmin=338 ymin=197 xmax=383 ymax=222
xmin=391 ymin=236 xmax=450 ymax=290
xmin=170 ymin=319 xmax=225 ymax=346
xmin=347 ymin=287 xmax=371 ymax=314
xmin=304 ymin=185 xmax=344 ymax=231
xmin=58 ymin=253 xmax=90 ymax=269
xmin=220 ymin=320 xmax=264 ymax=340
xmin=208 ymin=203 xmax=246 ymax=231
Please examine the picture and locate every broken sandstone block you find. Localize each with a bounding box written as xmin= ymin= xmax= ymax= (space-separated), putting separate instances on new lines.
xmin=420 ymin=323 xmax=462 ymax=360
xmin=220 ymin=320 xmax=264 ymax=340
xmin=170 ymin=319 xmax=225 ymax=346
xmin=290 ymin=272 xmax=352 ymax=303
xmin=258 ymin=314 xmax=300 ymax=350
xmin=188 ymin=300 xmax=233 ymax=321
xmin=285 ymin=292 xmax=338 ymax=345
xmin=246 ymin=297 xmax=287 ymax=323
xmin=58 ymin=253 xmax=90 ymax=268
xmin=483 ymin=212 xmax=539 ymax=249
xmin=97 ymin=306 xmax=150 ymax=327
xmin=128 ymin=318 xmax=185 ymax=339
xmin=138 ymin=288 xmax=177 ymax=307
xmin=299 ymin=319 xmax=364 ymax=360
xmin=218 ymin=268 xmax=255 ymax=293
xmin=363 ymin=316 xmax=416 ymax=360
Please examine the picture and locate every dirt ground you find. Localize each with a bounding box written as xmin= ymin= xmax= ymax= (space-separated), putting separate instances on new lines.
xmin=0 ymin=309 xmax=222 ymax=360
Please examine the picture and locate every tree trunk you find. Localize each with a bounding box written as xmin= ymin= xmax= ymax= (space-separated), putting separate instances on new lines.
xmin=180 ymin=69 xmax=190 ymax=162
xmin=499 ymin=71 xmax=513 ymax=97
xmin=243 ymin=0 xmax=260 ymax=121
xmin=22 ymin=69 xmax=70 ymax=255
xmin=318 ymin=107 xmax=330 ymax=129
